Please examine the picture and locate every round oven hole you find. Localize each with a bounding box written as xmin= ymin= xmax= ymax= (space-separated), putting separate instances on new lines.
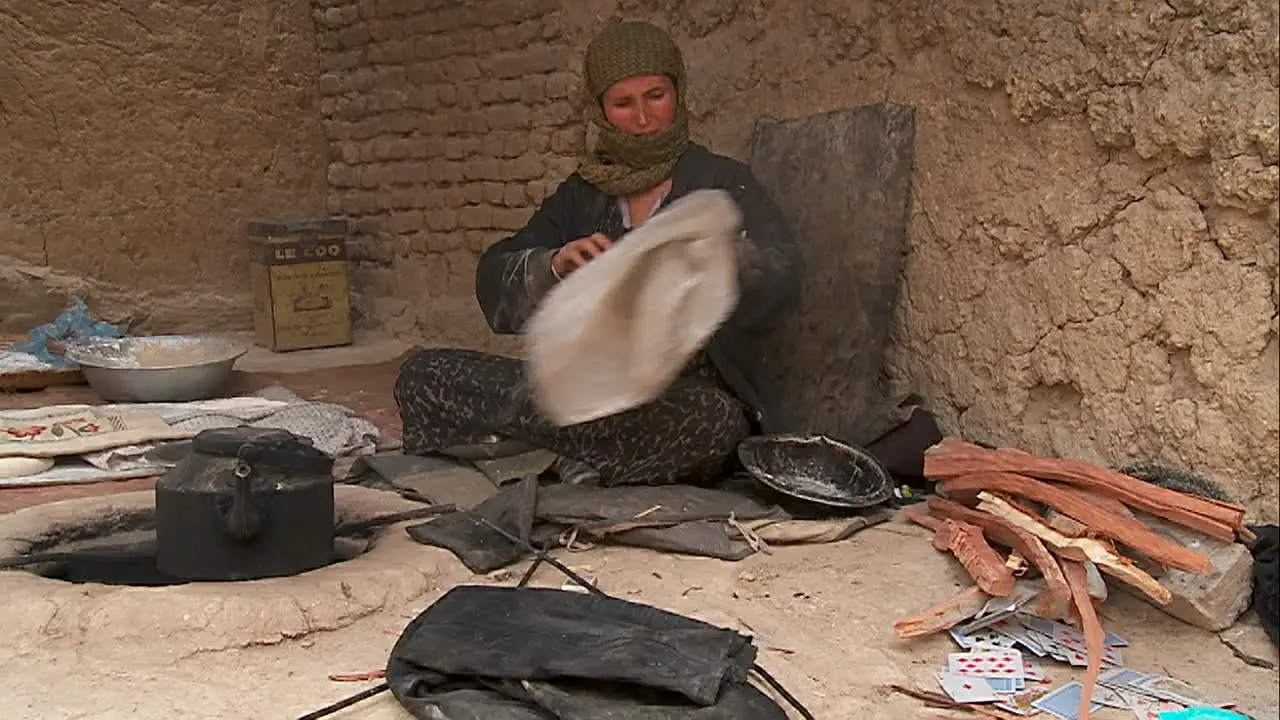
xmin=9 ymin=523 xmax=373 ymax=588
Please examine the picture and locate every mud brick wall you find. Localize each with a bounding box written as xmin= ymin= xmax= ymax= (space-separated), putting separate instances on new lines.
xmin=0 ymin=1 xmax=328 ymax=334
xmin=320 ymin=0 xmax=1278 ymax=519
xmin=652 ymin=0 xmax=1278 ymax=520
xmin=313 ymin=0 xmax=582 ymax=351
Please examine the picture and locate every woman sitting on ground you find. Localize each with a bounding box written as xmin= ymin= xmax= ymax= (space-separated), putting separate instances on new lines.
xmin=394 ymin=21 xmax=802 ymax=487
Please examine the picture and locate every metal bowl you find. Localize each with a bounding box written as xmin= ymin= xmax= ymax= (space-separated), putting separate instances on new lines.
xmin=63 ymin=335 xmax=248 ymax=403
xmin=737 ymin=433 xmax=894 ymax=509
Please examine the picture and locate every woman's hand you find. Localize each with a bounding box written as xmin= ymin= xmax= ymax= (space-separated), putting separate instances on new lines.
xmin=551 ymin=233 xmax=613 ymax=278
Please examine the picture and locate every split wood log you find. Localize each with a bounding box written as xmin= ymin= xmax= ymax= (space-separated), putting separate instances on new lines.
xmin=893 ymin=584 xmax=990 ymax=639
xmin=1061 ymin=561 xmax=1106 ymax=720
xmin=904 ymin=509 xmax=1016 ymax=597
xmin=975 ymin=492 xmax=1173 ymax=605
xmin=942 ymin=472 xmax=1212 ymax=574
xmin=925 ymin=497 xmax=1073 ymax=618
xmin=924 ymin=439 xmax=1245 ymax=540
xmin=1075 ymin=489 xmax=1136 ymax=520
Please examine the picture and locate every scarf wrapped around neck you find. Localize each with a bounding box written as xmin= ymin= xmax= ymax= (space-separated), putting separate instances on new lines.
xmin=577 ymin=21 xmax=690 ymax=197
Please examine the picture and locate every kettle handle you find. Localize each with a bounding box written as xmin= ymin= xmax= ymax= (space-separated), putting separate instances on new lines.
xmin=219 ymin=459 xmax=268 ymax=541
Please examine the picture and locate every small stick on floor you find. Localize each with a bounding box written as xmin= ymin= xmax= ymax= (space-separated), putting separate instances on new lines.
xmin=328 ymin=669 xmax=386 ymax=682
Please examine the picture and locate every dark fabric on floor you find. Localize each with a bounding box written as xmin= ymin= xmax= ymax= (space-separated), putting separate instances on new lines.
xmin=864 ymin=400 xmax=943 ymax=484
xmin=387 ymin=585 xmax=789 ymax=720
xmin=394 ymin=347 xmax=751 ymax=486
xmin=1246 ymin=523 xmax=1279 ymax=647
xmin=404 ymin=477 xmax=789 ymax=572
xmin=404 ymin=476 xmax=539 ymax=573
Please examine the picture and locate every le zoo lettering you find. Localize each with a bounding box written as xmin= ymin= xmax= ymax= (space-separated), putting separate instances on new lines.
xmin=274 ymin=244 xmax=344 ymax=261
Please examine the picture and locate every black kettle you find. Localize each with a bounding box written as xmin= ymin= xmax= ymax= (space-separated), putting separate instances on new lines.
xmin=154 ymin=426 xmax=336 ymax=582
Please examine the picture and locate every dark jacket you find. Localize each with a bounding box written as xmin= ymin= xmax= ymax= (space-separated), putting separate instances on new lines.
xmin=474 ymin=142 xmax=803 ymax=432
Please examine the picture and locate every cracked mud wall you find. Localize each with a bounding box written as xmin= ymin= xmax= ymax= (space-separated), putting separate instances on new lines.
xmin=0 ymin=1 xmax=328 ymax=335
xmin=316 ymin=0 xmax=1278 ymax=519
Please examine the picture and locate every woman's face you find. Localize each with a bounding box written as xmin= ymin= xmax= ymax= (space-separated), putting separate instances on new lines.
xmin=601 ymin=74 xmax=677 ymax=137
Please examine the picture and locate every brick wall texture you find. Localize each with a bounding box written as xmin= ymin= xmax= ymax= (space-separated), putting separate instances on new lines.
xmin=314 ymin=0 xmax=583 ymax=352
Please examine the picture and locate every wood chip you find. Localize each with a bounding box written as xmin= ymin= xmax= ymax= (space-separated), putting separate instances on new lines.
xmin=942 ymin=472 xmax=1212 ymax=574
xmin=975 ymin=492 xmax=1173 ymax=605
xmin=328 ymin=669 xmax=386 ymax=682
xmin=893 ymin=584 xmax=990 ymax=639
xmin=924 ymin=439 xmax=1245 ymax=539
xmin=1062 ymin=560 xmax=1106 ymax=720
xmin=926 ymin=497 xmax=1073 ymax=619
xmin=904 ymin=508 xmax=1016 ymax=596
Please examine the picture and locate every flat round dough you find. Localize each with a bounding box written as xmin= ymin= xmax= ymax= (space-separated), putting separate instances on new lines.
xmin=0 ymin=456 xmax=55 ymax=479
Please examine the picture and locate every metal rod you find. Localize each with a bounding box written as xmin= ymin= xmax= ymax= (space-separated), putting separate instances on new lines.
xmin=294 ymin=682 xmax=389 ymax=720
xmin=472 ymin=515 xmax=605 ymax=597
xmin=334 ymin=504 xmax=455 ymax=537
xmin=752 ymin=663 xmax=816 ymax=720
xmin=516 ymin=557 xmax=544 ymax=588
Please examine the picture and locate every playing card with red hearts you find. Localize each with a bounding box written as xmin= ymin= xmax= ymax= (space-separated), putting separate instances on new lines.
xmin=947 ymin=649 xmax=1026 ymax=680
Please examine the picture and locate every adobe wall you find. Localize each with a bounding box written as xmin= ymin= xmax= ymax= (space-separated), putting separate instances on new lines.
xmin=327 ymin=0 xmax=1280 ymax=519
xmin=0 ymin=1 xmax=328 ymax=334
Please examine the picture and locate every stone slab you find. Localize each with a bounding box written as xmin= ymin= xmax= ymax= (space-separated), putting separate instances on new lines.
xmin=749 ymin=103 xmax=917 ymax=444
xmin=1121 ymin=512 xmax=1255 ymax=631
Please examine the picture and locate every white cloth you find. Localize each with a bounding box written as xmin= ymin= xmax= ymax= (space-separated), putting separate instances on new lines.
xmin=0 ymin=386 xmax=394 ymax=486
xmin=525 ymin=189 xmax=743 ymax=426
xmin=77 ymin=387 xmax=390 ymax=469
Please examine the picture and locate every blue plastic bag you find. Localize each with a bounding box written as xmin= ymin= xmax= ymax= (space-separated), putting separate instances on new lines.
xmin=9 ymin=298 xmax=126 ymax=368
xmin=1158 ymin=707 xmax=1251 ymax=720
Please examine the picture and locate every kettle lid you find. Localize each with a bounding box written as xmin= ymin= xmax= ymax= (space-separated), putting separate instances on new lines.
xmin=190 ymin=426 xmax=334 ymax=477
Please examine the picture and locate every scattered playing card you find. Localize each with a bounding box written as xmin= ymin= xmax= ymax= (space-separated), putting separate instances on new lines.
xmin=994 ymin=617 xmax=1050 ymax=657
xmin=1091 ymin=684 xmax=1132 ymax=709
xmin=1133 ymin=674 xmax=1231 ymax=708
xmin=995 ymin=687 xmax=1052 ymax=716
xmin=986 ymin=675 xmax=1023 ymax=692
xmin=1102 ymin=645 xmax=1124 ymax=667
xmin=971 ymin=628 xmax=1021 ymax=649
xmin=1104 ymin=630 xmax=1129 ymax=647
xmin=976 ymin=585 xmax=1039 ymax=619
xmin=958 ymin=607 xmax=1020 ymax=635
xmin=950 ymin=627 xmax=978 ymax=650
xmin=1127 ymin=694 xmax=1184 ymax=720
xmin=935 ymin=671 xmax=1001 ymax=703
xmin=1053 ymin=622 xmax=1089 ymax=649
xmin=560 ymin=575 xmax=597 ymax=594
xmin=948 ymin=649 xmax=1026 ymax=680
xmin=1054 ymin=646 xmax=1122 ymax=668
xmin=1022 ymin=657 xmax=1046 ymax=682
xmin=1100 ymin=668 xmax=1152 ymax=689
xmin=1033 ymin=681 xmax=1104 ymax=720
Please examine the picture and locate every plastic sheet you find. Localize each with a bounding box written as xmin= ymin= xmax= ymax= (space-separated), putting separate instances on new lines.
xmin=8 ymin=298 xmax=125 ymax=368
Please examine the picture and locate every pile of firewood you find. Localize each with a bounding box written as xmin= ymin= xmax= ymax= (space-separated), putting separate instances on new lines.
xmin=892 ymin=438 xmax=1253 ymax=719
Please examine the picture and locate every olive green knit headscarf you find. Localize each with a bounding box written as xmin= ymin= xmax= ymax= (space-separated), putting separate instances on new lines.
xmin=578 ymin=21 xmax=691 ymax=197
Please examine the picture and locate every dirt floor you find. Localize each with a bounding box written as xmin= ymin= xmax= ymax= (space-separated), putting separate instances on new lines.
xmin=1 ymin=336 xmax=1276 ymax=720
xmin=3 ymin=527 xmax=1277 ymax=720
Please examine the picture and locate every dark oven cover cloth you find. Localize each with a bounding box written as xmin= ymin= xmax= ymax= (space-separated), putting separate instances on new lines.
xmin=386 ymin=585 xmax=789 ymax=720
